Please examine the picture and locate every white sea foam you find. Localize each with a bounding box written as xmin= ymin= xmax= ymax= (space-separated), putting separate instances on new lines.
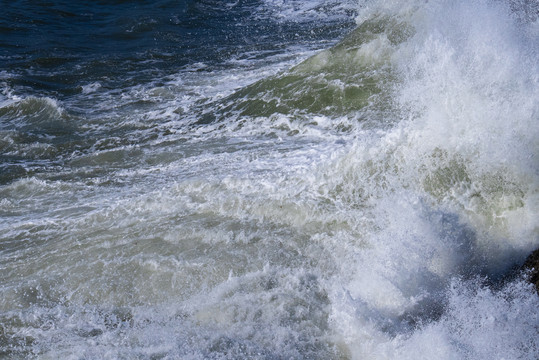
xmin=318 ymin=0 xmax=539 ymax=357
xmin=0 ymin=0 xmax=537 ymax=358
xmin=260 ymin=0 xmax=358 ymax=22
xmin=81 ymin=82 xmax=102 ymax=94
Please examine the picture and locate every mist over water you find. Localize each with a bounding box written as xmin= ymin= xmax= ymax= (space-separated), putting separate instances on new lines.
xmin=1 ymin=0 xmax=538 ymax=359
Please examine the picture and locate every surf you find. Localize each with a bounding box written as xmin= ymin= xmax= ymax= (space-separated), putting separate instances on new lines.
xmin=0 ymin=0 xmax=537 ymax=359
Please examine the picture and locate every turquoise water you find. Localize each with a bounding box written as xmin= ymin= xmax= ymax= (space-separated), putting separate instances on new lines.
xmin=1 ymin=0 xmax=538 ymax=358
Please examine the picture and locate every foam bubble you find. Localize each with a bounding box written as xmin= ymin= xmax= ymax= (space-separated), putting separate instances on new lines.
xmin=81 ymin=82 xmax=102 ymax=94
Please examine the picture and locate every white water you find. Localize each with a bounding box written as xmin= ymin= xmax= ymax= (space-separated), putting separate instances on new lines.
xmin=1 ymin=0 xmax=538 ymax=359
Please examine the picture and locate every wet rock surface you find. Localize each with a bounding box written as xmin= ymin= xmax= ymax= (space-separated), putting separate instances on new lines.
xmin=521 ymin=249 xmax=539 ymax=294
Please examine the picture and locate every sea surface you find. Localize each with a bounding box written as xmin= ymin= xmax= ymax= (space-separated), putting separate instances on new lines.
xmin=1 ymin=0 xmax=538 ymax=358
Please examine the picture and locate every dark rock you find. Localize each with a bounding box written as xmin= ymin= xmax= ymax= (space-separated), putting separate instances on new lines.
xmin=521 ymin=248 xmax=539 ymax=294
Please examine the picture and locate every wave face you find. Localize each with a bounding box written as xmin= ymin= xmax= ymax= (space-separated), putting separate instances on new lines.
xmin=1 ymin=0 xmax=538 ymax=358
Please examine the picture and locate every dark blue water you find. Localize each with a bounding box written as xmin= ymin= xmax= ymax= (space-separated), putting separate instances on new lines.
xmin=1 ymin=0 xmax=355 ymax=98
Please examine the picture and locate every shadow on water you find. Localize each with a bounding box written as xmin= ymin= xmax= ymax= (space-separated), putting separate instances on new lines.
xmin=386 ymin=204 xmax=532 ymax=337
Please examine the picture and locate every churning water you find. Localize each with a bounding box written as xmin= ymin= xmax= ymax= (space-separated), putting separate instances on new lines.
xmin=1 ymin=0 xmax=538 ymax=358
